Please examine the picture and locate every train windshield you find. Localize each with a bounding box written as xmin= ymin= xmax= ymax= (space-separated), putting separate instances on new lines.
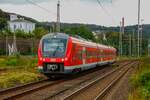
xmin=42 ymin=38 xmax=67 ymax=58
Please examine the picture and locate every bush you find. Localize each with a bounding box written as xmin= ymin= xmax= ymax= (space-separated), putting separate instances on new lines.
xmin=138 ymin=71 xmax=150 ymax=99
xmin=15 ymin=52 xmax=21 ymax=59
xmin=0 ymin=49 xmax=5 ymax=55
xmin=28 ymin=58 xmax=38 ymax=68
xmin=139 ymin=71 xmax=150 ymax=86
xmin=130 ymin=58 xmax=150 ymax=100
xmin=6 ymin=58 xmax=18 ymax=66
xmin=33 ymin=27 xmax=48 ymax=38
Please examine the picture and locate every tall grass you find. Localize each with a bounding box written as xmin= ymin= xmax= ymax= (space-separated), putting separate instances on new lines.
xmin=0 ymin=56 xmax=38 ymax=70
xmin=129 ymin=58 xmax=150 ymax=100
xmin=0 ymin=56 xmax=42 ymax=89
xmin=0 ymin=71 xmax=41 ymax=88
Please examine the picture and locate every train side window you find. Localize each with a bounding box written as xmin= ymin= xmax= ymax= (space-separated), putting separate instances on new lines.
xmin=75 ymin=46 xmax=82 ymax=60
xmin=86 ymin=50 xmax=90 ymax=59
xmin=79 ymin=48 xmax=82 ymax=60
xmin=72 ymin=43 xmax=76 ymax=61
xmin=86 ymin=50 xmax=88 ymax=59
xmin=101 ymin=49 xmax=103 ymax=58
xmin=98 ymin=50 xmax=101 ymax=58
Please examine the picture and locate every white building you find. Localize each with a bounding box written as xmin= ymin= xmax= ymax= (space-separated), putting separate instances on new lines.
xmin=8 ymin=14 xmax=35 ymax=33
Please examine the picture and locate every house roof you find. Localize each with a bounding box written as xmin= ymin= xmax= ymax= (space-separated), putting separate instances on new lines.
xmin=9 ymin=19 xmax=35 ymax=24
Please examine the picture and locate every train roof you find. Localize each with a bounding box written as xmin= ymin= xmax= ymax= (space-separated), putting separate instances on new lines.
xmin=41 ymin=33 xmax=69 ymax=40
xmin=42 ymin=33 xmax=116 ymax=51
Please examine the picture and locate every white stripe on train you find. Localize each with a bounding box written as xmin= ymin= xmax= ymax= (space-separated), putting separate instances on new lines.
xmin=64 ymin=60 xmax=115 ymax=70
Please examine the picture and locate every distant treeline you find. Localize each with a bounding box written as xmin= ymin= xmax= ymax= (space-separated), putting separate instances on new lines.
xmin=0 ymin=9 xmax=149 ymax=56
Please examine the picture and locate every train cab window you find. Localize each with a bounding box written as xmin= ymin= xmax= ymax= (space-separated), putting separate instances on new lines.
xmin=42 ymin=38 xmax=67 ymax=58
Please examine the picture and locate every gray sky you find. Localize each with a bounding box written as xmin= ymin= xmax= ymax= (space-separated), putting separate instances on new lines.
xmin=0 ymin=0 xmax=149 ymax=26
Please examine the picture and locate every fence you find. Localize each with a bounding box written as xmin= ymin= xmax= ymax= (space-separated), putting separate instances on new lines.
xmin=0 ymin=37 xmax=40 ymax=55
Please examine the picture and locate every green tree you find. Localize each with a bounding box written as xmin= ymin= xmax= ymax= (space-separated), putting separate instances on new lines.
xmin=15 ymin=29 xmax=28 ymax=38
xmin=105 ymin=32 xmax=119 ymax=48
xmin=63 ymin=25 xmax=95 ymax=42
xmin=0 ymin=18 xmax=7 ymax=31
xmin=33 ymin=27 xmax=48 ymax=38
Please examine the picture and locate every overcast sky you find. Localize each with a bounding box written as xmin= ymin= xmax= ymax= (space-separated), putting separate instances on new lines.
xmin=0 ymin=0 xmax=149 ymax=26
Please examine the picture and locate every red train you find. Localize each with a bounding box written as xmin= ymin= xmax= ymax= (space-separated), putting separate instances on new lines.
xmin=38 ymin=33 xmax=117 ymax=77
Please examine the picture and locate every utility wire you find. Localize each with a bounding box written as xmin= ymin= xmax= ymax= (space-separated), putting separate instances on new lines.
xmin=25 ymin=0 xmax=56 ymax=16
xmin=96 ymin=0 xmax=116 ymax=24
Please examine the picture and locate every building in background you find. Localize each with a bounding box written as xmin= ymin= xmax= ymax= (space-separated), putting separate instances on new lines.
xmin=8 ymin=14 xmax=35 ymax=33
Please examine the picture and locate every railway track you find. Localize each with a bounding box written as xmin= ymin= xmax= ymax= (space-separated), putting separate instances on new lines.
xmin=63 ymin=61 xmax=138 ymax=100
xmin=94 ymin=62 xmax=138 ymax=100
xmin=0 ymin=60 xmax=131 ymax=100
xmin=0 ymin=79 xmax=65 ymax=100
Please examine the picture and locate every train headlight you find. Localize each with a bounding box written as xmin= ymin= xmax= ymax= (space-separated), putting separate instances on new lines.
xmin=43 ymin=58 xmax=46 ymax=61
xmin=62 ymin=59 xmax=64 ymax=62
xmin=40 ymin=57 xmax=42 ymax=61
xmin=65 ymin=57 xmax=68 ymax=61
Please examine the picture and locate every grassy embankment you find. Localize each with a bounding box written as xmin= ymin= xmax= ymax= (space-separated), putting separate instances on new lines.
xmin=129 ymin=57 xmax=150 ymax=100
xmin=118 ymin=56 xmax=139 ymax=61
xmin=0 ymin=55 xmax=44 ymax=89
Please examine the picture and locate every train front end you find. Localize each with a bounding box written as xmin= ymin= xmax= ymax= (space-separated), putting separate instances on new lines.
xmin=38 ymin=33 xmax=70 ymax=77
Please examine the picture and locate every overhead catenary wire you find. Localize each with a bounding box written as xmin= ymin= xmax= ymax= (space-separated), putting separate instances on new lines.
xmin=96 ymin=0 xmax=117 ymax=24
xmin=25 ymin=0 xmax=56 ymax=16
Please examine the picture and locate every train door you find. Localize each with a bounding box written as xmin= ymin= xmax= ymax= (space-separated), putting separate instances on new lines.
xmin=82 ymin=47 xmax=86 ymax=64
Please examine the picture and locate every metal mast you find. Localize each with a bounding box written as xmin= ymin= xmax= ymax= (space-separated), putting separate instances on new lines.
xmin=137 ymin=0 xmax=141 ymax=57
xmin=6 ymin=32 xmax=8 ymax=56
xmin=132 ymin=29 xmax=135 ymax=56
xmin=148 ymin=38 xmax=150 ymax=56
xmin=140 ymin=19 xmax=144 ymax=56
xmin=119 ymin=21 xmax=122 ymax=56
xmin=122 ymin=17 xmax=125 ymax=35
xmin=13 ymin=32 xmax=17 ymax=54
xmin=56 ymin=0 xmax=60 ymax=32
xmin=129 ymin=34 xmax=132 ymax=56
xmin=119 ymin=18 xmax=124 ymax=56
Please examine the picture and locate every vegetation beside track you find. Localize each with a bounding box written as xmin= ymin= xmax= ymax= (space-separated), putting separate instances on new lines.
xmin=129 ymin=57 xmax=150 ymax=100
xmin=0 ymin=56 xmax=44 ymax=89
xmin=0 ymin=55 xmax=38 ymax=70
xmin=118 ymin=56 xmax=138 ymax=61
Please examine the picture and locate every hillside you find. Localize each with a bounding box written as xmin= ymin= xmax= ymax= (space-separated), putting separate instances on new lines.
xmin=0 ymin=9 xmax=38 ymax=23
xmin=40 ymin=22 xmax=150 ymax=38
xmin=0 ymin=9 xmax=150 ymax=38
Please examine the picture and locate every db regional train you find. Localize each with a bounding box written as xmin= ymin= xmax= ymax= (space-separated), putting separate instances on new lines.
xmin=38 ymin=33 xmax=117 ymax=77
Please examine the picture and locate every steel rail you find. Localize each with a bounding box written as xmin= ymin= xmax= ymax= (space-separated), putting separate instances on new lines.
xmin=63 ymin=61 xmax=135 ymax=100
xmin=0 ymin=60 xmax=131 ymax=100
xmin=0 ymin=79 xmax=48 ymax=94
xmin=1 ymin=80 xmax=65 ymax=100
xmin=94 ymin=62 xmax=138 ymax=100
